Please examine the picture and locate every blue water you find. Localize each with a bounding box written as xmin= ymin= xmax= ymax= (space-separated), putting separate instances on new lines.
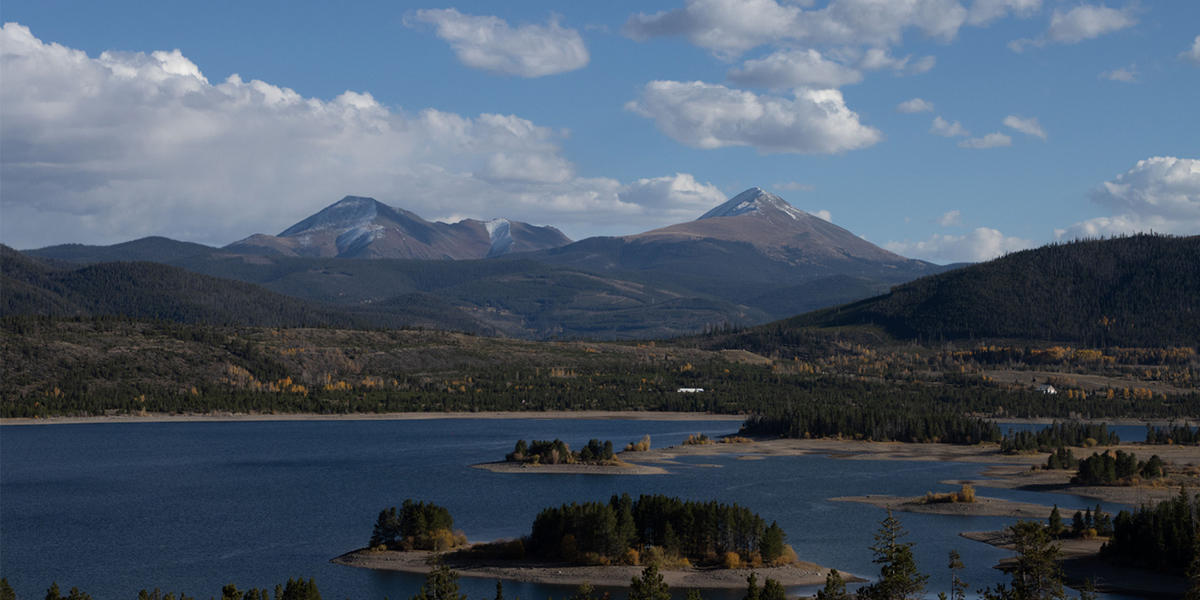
xmin=0 ymin=419 xmax=1136 ymax=600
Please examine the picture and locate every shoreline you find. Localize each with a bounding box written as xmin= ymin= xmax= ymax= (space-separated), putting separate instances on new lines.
xmin=0 ymin=410 xmax=746 ymax=426
xmin=831 ymin=495 xmax=1074 ymax=519
xmin=471 ymin=460 xmax=672 ymax=476
xmin=330 ymin=548 xmax=860 ymax=589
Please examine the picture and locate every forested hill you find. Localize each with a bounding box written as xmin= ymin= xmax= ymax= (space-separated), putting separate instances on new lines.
xmin=752 ymin=235 xmax=1199 ymax=348
xmin=0 ymin=245 xmax=493 ymax=332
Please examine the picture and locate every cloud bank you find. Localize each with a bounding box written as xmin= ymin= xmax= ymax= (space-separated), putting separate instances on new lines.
xmin=625 ymin=80 xmax=882 ymax=154
xmin=0 ymin=23 xmax=719 ymax=248
xmin=1060 ymin=157 xmax=1200 ymax=238
xmin=409 ymin=9 xmax=588 ymax=77
xmin=885 ymin=227 xmax=1034 ymax=262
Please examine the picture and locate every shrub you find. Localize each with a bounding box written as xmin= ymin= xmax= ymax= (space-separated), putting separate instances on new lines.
xmin=722 ymin=552 xmax=742 ymax=569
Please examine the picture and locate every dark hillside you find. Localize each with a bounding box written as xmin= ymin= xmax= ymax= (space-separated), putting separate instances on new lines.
xmin=25 ymin=236 xmax=216 ymax=263
xmin=779 ymin=235 xmax=1199 ymax=347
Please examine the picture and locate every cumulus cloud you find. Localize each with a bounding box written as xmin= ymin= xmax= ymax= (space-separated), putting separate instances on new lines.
xmin=409 ymin=9 xmax=588 ymax=77
xmin=930 ymin=116 xmax=970 ymax=137
xmin=937 ymin=210 xmax=963 ymax=226
xmin=727 ymin=49 xmax=863 ymax=89
xmin=617 ymin=173 xmax=727 ymax=221
xmin=1181 ymin=35 xmax=1200 ymax=66
xmin=814 ymin=209 xmax=833 ymax=222
xmin=0 ymin=23 xmax=715 ymax=248
xmin=623 ymin=0 xmax=969 ymax=59
xmin=1010 ymin=4 xmax=1136 ymax=52
xmin=1003 ymin=115 xmax=1046 ymax=140
xmin=897 ymin=98 xmax=935 ymax=113
xmin=775 ymin=181 xmax=816 ymax=192
xmin=1100 ymin=65 xmax=1137 ymax=82
xmin=1059 ymin=157 xmax=1200 ymax=238
xmin=959 ymin=132 xmax=1012 ymax=148
xmin=968 ymin=0 xmax=1042 ymax=26
xmin=885 ymin=227 xmax=1034 ymax=262
xmin=625 ymin=80 xmax=882 ymax=154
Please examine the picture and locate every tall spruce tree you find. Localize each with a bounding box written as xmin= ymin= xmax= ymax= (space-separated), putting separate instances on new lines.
xmin=815 ymin=570 xmax=849 ymax=600
xmin=630 ymin=565 xmax=670 ymax=600
xmin=859 ymin=510 xmax=928 ymax=600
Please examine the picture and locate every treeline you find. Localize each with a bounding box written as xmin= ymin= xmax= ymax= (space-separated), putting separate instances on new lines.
xmin=999 ymin=422 xmax=1119 ymax=454
xmin=1102 ymin=488 xmax=1198 ymax=575
xmin=527 ymin=494 xmax=792 ymax=568
xmin=506 ymin=439 xmax=616 ymax=465
xmin=1073 ymin=450 xmax=1164 ymax=484
xmin=370 ymin=500 xmax=464 ymax=551
xmin=741 ymin=406 xmax=1000 ymax=445
xmin=1 ymin=577 xmax=322 ymax=600
xmin=1146 ymin=423 xmax=1200 ymax=445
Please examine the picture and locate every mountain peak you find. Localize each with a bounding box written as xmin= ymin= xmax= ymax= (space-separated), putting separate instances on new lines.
xmin=278 ymin=196 xmax=382 ymax=237
xmin=697 ymin=188 xmax=811 ymax=222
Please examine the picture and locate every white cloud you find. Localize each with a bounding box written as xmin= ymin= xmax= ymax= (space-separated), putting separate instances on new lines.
xmin=853 ymin=48 xmax=936 ymax=75
xmin=936 ymin=210 xmax=963 ymax=226
xmin=625 ymin=80 xmax=882 ymax=154
xmin=409 ymin=9 xmax=588 ymax=77
xmin=930 ymin=116 xmax=970 ymax=137
xmin=1046 ymin=4 xmax=1136 ymax=43
xmin=775 ymin=181 xmax=816 ymax=192
xmin=1009 ymin=4 xmax=1136 ymax=52
xmin=1003 ymin=115 xmax=1046 ymax=140
xmin=885 ymin=227 xmax=1034 ymax=262
xmin=959 ymin=132 xmax=1012 ymax=148
xmin=968 ymin=0 xmax=1042 ymax=26
xmin=1059 ymin=157 xmax=1200 ymax=238
xmin=727 ymin=49 xmax=863 ymax=89
xmin=0 ymin=23 xmax=716 ymax=248
xmin=623 ymin=0 xmax=969 ymax=59
xmin=814 ymin=209 xmax=833 ymax=222
xmin=1181 ymin=35 xmax=1200 ymax=66
xmin=1100 ymin=65 xmax=1137 ymax=82
xmin=897 ymin=98 xmax=935 ymax=113
xmin=617 ymin=173 xmax=727 ymax=221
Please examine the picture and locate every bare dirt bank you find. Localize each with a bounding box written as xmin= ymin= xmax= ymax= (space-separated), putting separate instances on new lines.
xmin=831 ymin=495 xmax=1074 ymax=519
xmin=471 ymin=461 xmax=671 ymax=476
xmin=331 ymin=549 xmax=857 ymax=589
xmin=961 ymin=530 xmax=1188 ymax=600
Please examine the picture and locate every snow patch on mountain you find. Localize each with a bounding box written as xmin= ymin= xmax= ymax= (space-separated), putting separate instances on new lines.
xmin=696 ymin=188 xmax=813 ymax=222
xmin=279 ymin=196 xmax=379 ymax=236
xmin=485 ymin=219 xmax=514 ymax=257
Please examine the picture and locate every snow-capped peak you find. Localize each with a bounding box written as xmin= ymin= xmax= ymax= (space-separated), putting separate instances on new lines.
xmin=696 ymin=188 xmax=811 ymax=222
xmin=278 ymin=196 xmax=379 ymax=237
xmin=485 ymin=219 xmax=514 ymax=257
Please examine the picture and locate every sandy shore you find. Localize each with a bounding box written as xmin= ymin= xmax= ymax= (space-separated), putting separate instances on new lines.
xmin=0 ymin=410 xmax=746 ymax=426
xmin=331 ymin=549 xmax=857 ymax=589
xmin=472 ymin=461 xmax=671 ymax=475
xmin=831 ymin=495 xmax=1077 ymax=519
xmin=961 ymin=530 xmax=1188 ymax=599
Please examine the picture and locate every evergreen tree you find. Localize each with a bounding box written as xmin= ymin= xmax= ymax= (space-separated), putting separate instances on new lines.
xmin=948 ymin=550 xmax=966 ymax=600
xmin=981 ymin=520 xmax=1067 ymax=600
xmin=743 ymin=573 xmax=759 ymax=600
xmin=815 ymin=570 xmax=849 ymax=600
xmin=630 ymin=565 xmax=670 ymax=600
xmin=569 ymin=583 xmax=596 ymax=600
xmin=0 ymin=579 xmax=15 ymax=600
xmin=859 ymin=510 xmax=928 ymax=600
xmin=1185 ymin=524 xmax=1200 ymax=600
xmin=684 ymin=590 xmax=705 ymax=600
xmin=410 ymin=563 xmax=464 ymax=600
xmin=1048 ymin=507 xmax=1064 ymax=538
xmin=760 ymin=579 xmax=786 ymax=600
xmin=760 ymin=522 xmax=785 ymax=563
xmin=493 ymin=581 xmax=504 ymax=600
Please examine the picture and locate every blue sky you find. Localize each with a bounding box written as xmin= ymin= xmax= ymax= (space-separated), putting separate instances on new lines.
xmin=1 ymin=0 xmax=1197 ymax=262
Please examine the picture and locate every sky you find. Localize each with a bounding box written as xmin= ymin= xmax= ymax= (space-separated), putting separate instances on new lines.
xmin=1 ymin=0 xmax=1197 ymax=263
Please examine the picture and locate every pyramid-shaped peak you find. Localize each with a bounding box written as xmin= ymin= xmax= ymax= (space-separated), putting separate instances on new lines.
xmin=278 ymin=196 xmax=383 ymax=237
xmin=697 ymin=187 xmax=811 ymax=222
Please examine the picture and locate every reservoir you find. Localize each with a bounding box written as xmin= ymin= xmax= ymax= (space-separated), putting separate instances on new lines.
xmin=0 ymin=418 xmax=1141 ymax=599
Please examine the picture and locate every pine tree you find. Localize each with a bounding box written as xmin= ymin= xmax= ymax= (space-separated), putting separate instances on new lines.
xmin=493 ymin=581 xmax=504 ymax=600
xmin=948 ymin=550 xmax=966 ymax=600
xmin=815 ymin=570 xmax=849 ymax=600
xmin=630 ymin=565 xmax=670 ymax=600
xmin=0 ymin=580 xmax=15 ymax=600
xmin=1185 ymin=524 xmax=1200 ymax=600
xmin=859 ymin=510 xmax=928 ymax=600
xmin=760 ymin=579 xmax=785 ymax=600
xmin=760 ymin=522 xmax=786 ymax=563
xmin=410 ymin=562 xmax=464 ymax=600
xmin=983 ymin=520 xmax=1067 ymax=600
xmin=1048 ymin=506 xmax=1064 ymax=538
xmin=743 ymin=573 xmax=759 ymax=600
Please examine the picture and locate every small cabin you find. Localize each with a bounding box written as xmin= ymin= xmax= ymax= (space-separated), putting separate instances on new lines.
xmin=677 ymin=388 xmax=705 ymax=393
xmin=1036 ymin=384 xmax=1057 ymax=395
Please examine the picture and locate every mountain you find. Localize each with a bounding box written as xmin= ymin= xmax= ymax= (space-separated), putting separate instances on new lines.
xmin=1 ymin=245 xmax=495 ymax=333
xmin=24 ymin=236 xmax=217 ymax=264
xmin=223 ymin=196 xmax=572 ymax=259
xmin=520 ymin=188 xmax=942 ymax=283
xmin=750 ymin=234 xmax=1200 ymax=348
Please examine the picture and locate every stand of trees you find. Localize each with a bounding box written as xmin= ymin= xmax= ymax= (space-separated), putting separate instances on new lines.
xmin=0 ymin=578 xmax=322 ymax=600
xmin=1102 ymin=488 xmax=1198 ymax=575
xmin=506 ymin=439 xmax=616 ymax=464
xmin=1072 ymin=450 xmax=1164 ymax=484
xmin=1146 ymin=423 xmax=1200 ymax=445
xmin=999 ymin=422 xmax=1119 ymax=454
xmin=370 ymin=500 xmax=464 ymax=551
xmin=527 ymin=494 xmax=793 ymax=567
xmin=741 ymin=406 xmax=1000 ymax=445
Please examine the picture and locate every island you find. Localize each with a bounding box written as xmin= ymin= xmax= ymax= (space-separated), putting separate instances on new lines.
xmin=333 ymin=494 xmax=854 ymax=589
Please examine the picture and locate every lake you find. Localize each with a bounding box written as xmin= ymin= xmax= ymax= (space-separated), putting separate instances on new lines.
xmin=0 ymin=418 xmax=1139 ymax=600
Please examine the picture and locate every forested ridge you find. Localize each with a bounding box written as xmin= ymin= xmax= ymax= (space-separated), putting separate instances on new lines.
xmin=713 ymin=234 xmax=1199 ymax=348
